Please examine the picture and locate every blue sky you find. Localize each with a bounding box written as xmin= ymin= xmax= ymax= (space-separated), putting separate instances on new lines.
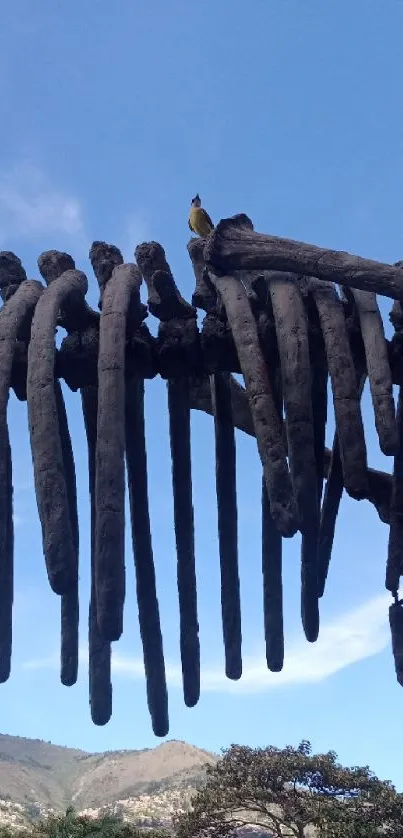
xmin=1 ymin=0 xmax=403 ymax=791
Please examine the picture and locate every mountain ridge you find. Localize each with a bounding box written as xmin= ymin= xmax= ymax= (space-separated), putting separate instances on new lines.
xmin=0 ymin=734 xmax=216 ymax=814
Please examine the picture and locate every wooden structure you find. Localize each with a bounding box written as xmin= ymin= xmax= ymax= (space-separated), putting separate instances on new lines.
xmin=0 ymin=213 xmax=402 ymax=736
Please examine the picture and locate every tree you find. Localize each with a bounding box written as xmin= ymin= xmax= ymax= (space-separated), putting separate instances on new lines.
xmin=173 ymin=741 xmax=403 ymax=838
xmin=28 ymin=808 xmax=170 ymax=838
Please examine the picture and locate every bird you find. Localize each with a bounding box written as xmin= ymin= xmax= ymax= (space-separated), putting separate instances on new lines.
xmin=188 ymin=194 xmax=214 ymax=237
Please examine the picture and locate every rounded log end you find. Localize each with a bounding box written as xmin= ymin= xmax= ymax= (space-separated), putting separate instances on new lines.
xmin=267 ymin=658 xmax=284 ymax=673
xmin=272 ymin=502 xmax=299 ymax=539
xmin=135 ymin=241 xmax=169 ymax=281
xmin=183 ymin=683 xmax=200 ymax=708
xmin=89 ymin=607 xmax=113 ymax=725
xmin=216 ymin=213 xmax=254 ymax=235
xmin=303 ymin=618 xmax=320 ymax=644
xmin=203 ymin=213 xmax=254 ymax=270
xmin=0 ymin=656 xmax=11 ymax=684
xmin=89 ymin=241 xmax=123 ymax=294
xmin=152 ymin=717 xmax=170 ymax=738
xmin=0 ymin=251 xmax=27 ymax=302
xmin=61 ymin=668 xmax=78 ymax=687
xmin=318 ymin=582 xmax=326 ymax=599
xmin=91 ymin=710 xmax=112 ymax=726
xmin=38 ymin=251 xmax=75 ymax=285
xmin=225 ymin=660 xmax=242 ymax=681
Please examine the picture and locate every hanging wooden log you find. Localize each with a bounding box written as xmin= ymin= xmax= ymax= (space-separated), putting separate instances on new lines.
xmin=261 ymin=477 xmax=283 ymax=671
xmin=210 ymin=371 xmax=242 ymax=680
xmin=189 ymin=374 xmax=393 ymax=525
xmin=136 ymin=242 xmax=200 ymax=710
xmin=91 ymin=242 xmax=168 ymax=731
xmin=268 ymin=272 xmax=319 ymax=641
xmin=167 ymin=377 xmax=200 ymax=704
xmin=95 ymin=263 xmax=144 ymax=641
xmin=308 ymin=278 xmax=368 ymax=500
xmin=56 ymin=380 xmax=79 ymax=687
xmin=27 ymin=269 xmax=87 ymax=595
xmin=389 ymin=599 xmax=403 ymax=686
xmin=208 ymin=268 xmax=299 ymax=538
xmin=204 ymin=214 xmax=403 ymax=301
xmin=81 ymin=385 xmax=112 ymax=726
xmin=37 ymin=250 xmax=101 ymax=694
xmin=386 ymin=386 xmax=403 ymax=594
xmin=318 ymin=437 xmax=343 ymax=598
xmin=0 ymin=441 xmax=12 ymax=684
xmin=189 ymin=242 xmax=248 ymax=669
xmin=188 ymin=237 xmax=240 ymax=376
xmin=305 ymin=288 xmax=328 ymax=508
xmin=318 ymin=371 xmax=367 ymax=597
xmin=317 ymin=291 xmax=367 ymax=597
xmin=125 ymin=378 xmax=169 ymax=737
xmin=37 ymin=253 xmax=82 ymax=687
xmin=351 ymin=289 xmax=397 ymax=456
xmin=244 ymin=278 xmax=285 ymax=665
xmin=0 ymin=261 xmax=43 ymax=681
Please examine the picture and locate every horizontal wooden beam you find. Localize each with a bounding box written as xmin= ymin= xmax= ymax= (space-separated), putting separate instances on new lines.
xmin=204 ymin=215 xmax=403 ymax=301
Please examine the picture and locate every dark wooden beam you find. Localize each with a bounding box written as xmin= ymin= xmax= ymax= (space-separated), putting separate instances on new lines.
xmin=204 ymin=215 xmax=403 ymax=301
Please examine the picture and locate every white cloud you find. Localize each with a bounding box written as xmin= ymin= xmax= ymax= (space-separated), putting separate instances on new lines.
xmin=21 ymin=593 xmax=390 ymax=693
xmin=0 ymin=162 xmax=85 ymax=247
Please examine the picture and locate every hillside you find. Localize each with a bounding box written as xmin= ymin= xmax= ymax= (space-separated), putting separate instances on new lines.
xmin=0 ymin=735 xmax=216 ymax=827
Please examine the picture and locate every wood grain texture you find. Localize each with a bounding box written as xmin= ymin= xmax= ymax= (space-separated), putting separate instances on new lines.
xmin=27 ymin=270 xmax=87 ymax=595
xmin=56 ymin=380 xmax=79 ymax=688
xmin=167 ymin=377 xmax=200 ymax=704
xmin=261 ymin=477 xmax=283 ymax=671
xmin=205 ymin=214 xmax=403 ymax=301
xmin=81 ymin=385 xmax=112 ymax=727
xmin=309 ymin=278 xmax=368 ymax=500
xmin=125 ymin=378 xmax=169 ymax=737
xmin=386 ymin=386 xmax=403 ymax=594
xmin=210 ymin=272 xmax=299 ymax=537
xmin=210 ymin=371 xmax=242 ymax=680
xmin=0 ymin=280 xmax=43 ymax=681
xmin=95 ymin=264 xmax=142 ymax=641
xmin=268 ymin=273 xmax=319 ymax=641
xmin=389 ymin=600 xmax=403 ymax=687
xmin=352 ymin=289 xmax=397 ymax=456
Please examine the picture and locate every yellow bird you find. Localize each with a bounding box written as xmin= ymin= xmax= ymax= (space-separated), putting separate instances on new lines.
xmin=188 ymin=194 xmax=214 ymax=237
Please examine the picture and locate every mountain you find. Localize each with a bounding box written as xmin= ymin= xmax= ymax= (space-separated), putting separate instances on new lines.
xmin=0 ymin=734 xmax=216 ymax=829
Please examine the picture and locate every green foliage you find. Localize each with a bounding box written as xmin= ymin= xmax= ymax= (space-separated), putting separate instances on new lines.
xmin=174 ymin=741 xmax=403 ymax=838
xmin=2 ymin=808 xmax=171 ymax=838
xmin=0 ymin=828 xmax=17 ymax=838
